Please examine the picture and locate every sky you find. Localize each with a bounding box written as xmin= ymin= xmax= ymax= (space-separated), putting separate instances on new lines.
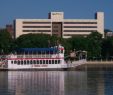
xmin=0 ymin=0 xmax=113 ymax=31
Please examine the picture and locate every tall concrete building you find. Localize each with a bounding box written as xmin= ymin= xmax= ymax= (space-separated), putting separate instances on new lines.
xmin=14 ymin=12 xmax=104 ymax=38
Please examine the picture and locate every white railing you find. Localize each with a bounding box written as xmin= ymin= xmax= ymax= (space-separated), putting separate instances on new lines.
xmin=9 ymin=54 xmax=61 ymax=58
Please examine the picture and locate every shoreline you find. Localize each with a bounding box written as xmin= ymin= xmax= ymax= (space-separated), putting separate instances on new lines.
xmin=75 ymin=61 xmax=113 ymax=71
xmin=86 ymin=60 xmax=113 ymax=64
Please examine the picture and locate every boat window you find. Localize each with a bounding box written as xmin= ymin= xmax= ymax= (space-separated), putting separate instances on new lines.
xmin=46 ymin=60 xmax=48 ymax=64
xmin=27 ymin=60 xmax=29 ymax=64
xmin=55 ymin=60 xmax=57 ymax=64
xmin=58 ymin=60 xmax=60 ymax=64
xmin=33 ymin=60 xmax=36 ymax=64
xmin=30 ymin=60 xmax=32 ymax=64
xmin=14 ymin=61 xmax=17 ymax=64
xmin=37 ymin=60 xmax=39 ymax=64
xmin=61 ymin=50 xmax=63 ymax=53
xmin=24 ymin=60 xmax=26 ymax=65
xmin=21 ymin=60 xmax=23 ymax=65
xmin=40 ymin=60 xmax=42 ymax=64
xmin=18 ymin=60 xmax=20 ymax=65
xmin=43 ymin=60 xmax=45 ymax=64
xmin=32 ymin=60 xmax=33 ymax=64
xmin=49 ymin=60 xmax=51 ymax=64
xmin=52 ymin=60 xmax=54 ymax=64
xmin=11 ymin=61 xmax=13 ymax=64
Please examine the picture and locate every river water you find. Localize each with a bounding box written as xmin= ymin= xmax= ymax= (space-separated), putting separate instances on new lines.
xmin=0 ymin=70 xmax=113 ymax=95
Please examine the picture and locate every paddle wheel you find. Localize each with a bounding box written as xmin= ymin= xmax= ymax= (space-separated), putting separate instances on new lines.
xmin=0 ymin=55 xmax=8 ymax=69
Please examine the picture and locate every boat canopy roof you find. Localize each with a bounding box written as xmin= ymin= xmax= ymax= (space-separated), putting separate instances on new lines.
xmin=15 ymin=48 xmax=58 ymax=53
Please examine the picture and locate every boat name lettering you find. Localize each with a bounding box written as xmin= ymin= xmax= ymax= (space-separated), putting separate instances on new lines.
xmin=32 ymin=64 xmax=48 ymax=67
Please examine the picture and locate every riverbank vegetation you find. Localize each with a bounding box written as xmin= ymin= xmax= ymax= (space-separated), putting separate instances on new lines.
xmin=0 ymin=29 xmax=113 ymax=60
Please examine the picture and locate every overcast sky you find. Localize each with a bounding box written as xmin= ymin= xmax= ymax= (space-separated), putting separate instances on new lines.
xmin=0 ymin=0 xmax=113 ymax=30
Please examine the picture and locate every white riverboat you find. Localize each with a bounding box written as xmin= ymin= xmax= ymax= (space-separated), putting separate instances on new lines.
xmin=0 ymin=45 xmax=86 ymax=70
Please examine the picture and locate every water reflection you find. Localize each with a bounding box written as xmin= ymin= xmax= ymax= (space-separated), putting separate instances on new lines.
xmin=0 ymin=71 xmax=113 ymax=95
xmin=65 ymin=71 xmax=87 ymax=95
xmin=8 ymin=71 xmax=65 ymax=95
xmin=87 ymin=71 xmax=105 ymax=95
xmin=7 ymin=71 xmax=88 ymax=95
xmin=87 ymin=71 xmax=113 ymax=95
xmin=0 ymin=71 xmax=8 ymax=95
xmin=104 ymin=71 xmax=113 ymax=95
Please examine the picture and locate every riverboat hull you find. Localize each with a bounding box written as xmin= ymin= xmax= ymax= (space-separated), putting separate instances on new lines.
xmin=5 ymin=59 xmax=86 ymax=70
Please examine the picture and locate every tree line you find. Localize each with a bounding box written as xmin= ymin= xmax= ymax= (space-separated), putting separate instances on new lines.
xmin=0 ymin=29 xmax=113 ymax=60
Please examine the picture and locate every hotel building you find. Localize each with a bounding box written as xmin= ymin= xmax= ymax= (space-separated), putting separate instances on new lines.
xmin=14 ymin=12 xmax=104 ymax=38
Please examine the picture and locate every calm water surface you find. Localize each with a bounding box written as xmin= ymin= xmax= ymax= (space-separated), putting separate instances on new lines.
xmin=0 ymin=70 xmax=113 ymax=95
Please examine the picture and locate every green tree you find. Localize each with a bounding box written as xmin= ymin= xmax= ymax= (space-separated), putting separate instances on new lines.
xmin=101 ymin=37 xmax=113 ymax=59
xmin=86 ymin=31 xmax=102 ymax=58
xmin=60 ymin=38 xmax=72 ymax=54
xmin=15 ymin=33 xmax=51 ymax=48
xmin=15 ymin=33 xmax=72 ymax=54
xmin=0 ymin=29 xmax=13 ymax=54
xmin=69 ymin=36 xmax=87 ymax=51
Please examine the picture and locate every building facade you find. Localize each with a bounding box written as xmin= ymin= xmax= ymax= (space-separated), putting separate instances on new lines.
xmin=14 ymin=12 xmax=104 ymax=38
xmin=6 ymin=24 xmax=14 ymax=38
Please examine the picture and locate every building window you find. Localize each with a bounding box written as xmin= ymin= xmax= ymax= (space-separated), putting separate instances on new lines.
xmin=23 ymin=26 xmax=51 ymax=28
xmin=53 ymin=26 xmax=59 ymax=28
xmin=64 ymin=26 xmax=97 ymax=28
xmin=53 ymin=30 xmax=58 ymax=32
xmin=64 ymin=30 xmax=97 ymax=32
xmin=23 ymin=22 xmax=51 ymax=24
xmin=64 ymin=22 xmax=97 ymax=24
xmin=23 ymin=30 xmax=51 ymax=32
